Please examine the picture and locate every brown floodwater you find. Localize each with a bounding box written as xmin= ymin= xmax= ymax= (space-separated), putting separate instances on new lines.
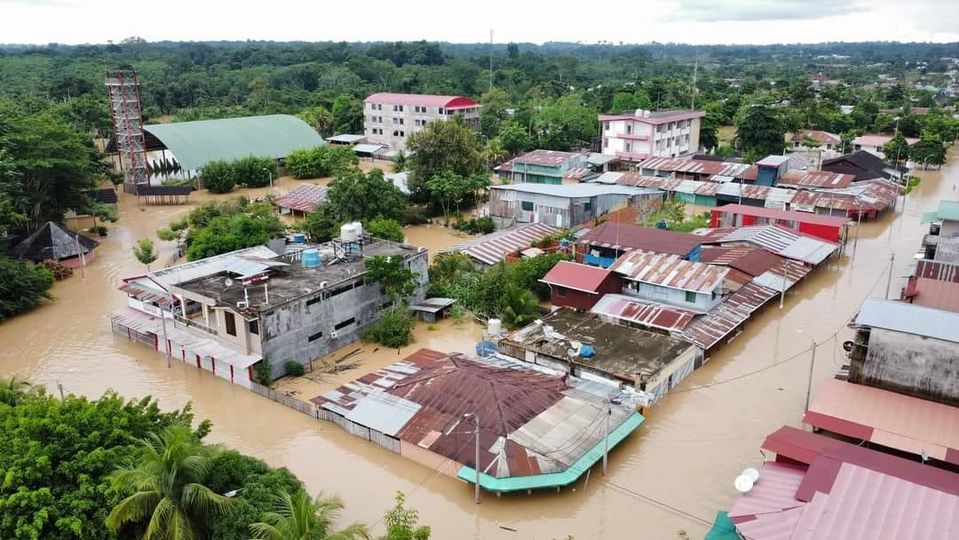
xmin=2 ymin=154 xmax=957 ymax=539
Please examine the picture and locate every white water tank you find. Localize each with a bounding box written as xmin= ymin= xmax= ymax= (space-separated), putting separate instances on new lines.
xmin=340 ymin=222 xmax=361 ymax=242
xmin=353 ymin=221 xmax=363 ymax=238
xmin=488 ymin=318 xmax=502 ymax=336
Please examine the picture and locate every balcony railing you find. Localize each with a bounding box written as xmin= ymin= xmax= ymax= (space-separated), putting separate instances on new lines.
xmin=174 ymin=314 xmax=218 ymax=336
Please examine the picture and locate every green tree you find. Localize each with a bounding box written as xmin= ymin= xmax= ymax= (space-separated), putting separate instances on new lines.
xmin=882 ymin=131 xmax=911 ymax=166
xmin=0 ymin=375 xmax=32 ymax=406
xmin=301 ymin=206 xmax=339 ymax=244
xmin=426 ymin=172 xmax=471 ymax=226
xmin=910 ymin=133 xmax=946 ymax=168
xmin=0 ymin=257 xmax=53 ymax=320
xmin=406 ymin=115 xmax=485 ymax=201
xmin=133 ymin=238 xmax=158 ymax=270
xmin=106 ymin=424 xmax=233 ymax=539
xmin=250 ymin=490 xmax=370 ymax=540
xmin=699 ymin=102 xmax=723 ymax=152
xmin=383 ymin=492 xmax=430 ymax=540
xmin=202 ymin=160 xmax=238 ymax=194
xmin=501 ymin=284 xmax=540 ymax=329
xmin=298 ymin=106 xmax=334 ymax=136
xmin=483 ymin=137 xmax=509 ymax=167
xmin=286 ymin=147 xmax=358 ymax=179
xmin=365 ymin=217 xmax=405 ymax=243
xmin=532 ymin=94 xmax=597 ymax=151
xmin=363 ymin=304 xmax=415 ymax=349
xmin=325 ymin=168 xmax=408 ymax=224
xmin=392 ymin=150 xmax=408 ymax=173
xmin=735 ymin=103 xmax=784 ymax=162
xmin=331 ymin=95 xmax=363 ymax=134
xmin=233 ymin=156 xmax=278 ymax=188
xmin=479 ymin=87 xmax=510 ymax=138
xmin=497 ymin=120 xmax=532 ymax=157
xmin=610 ymin=90 xmax=651 ymax=112
xmin=185 ymin=210 xmax=284 ymax=261
xmin=363 ymin=255 xmax=417 ymax=302
xmin=427 ymin=253 xmax=475 ymax=297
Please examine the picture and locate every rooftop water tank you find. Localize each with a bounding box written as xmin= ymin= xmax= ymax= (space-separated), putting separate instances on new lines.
xmin=488 ymin=318 xmax=502 ymax=336
xmin=292 ymin=232 xmax=306 ymax=244
xmin=301 ymin=248 xmax=321 ymax=268
xmin=340 ymin=222 xmax=361 ymax=243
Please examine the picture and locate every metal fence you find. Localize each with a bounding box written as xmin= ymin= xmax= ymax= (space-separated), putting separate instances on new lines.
xmin=317 ymin=409 xmax=401 ymax=454
xmin=249 ymin=382 xmax=315 ymax=417
xmin=111 ymin=318 xmax=157 ymax=348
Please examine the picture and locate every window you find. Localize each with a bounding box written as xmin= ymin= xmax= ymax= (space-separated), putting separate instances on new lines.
xmin=521 ymin=201 xmax=534 ymax=211
xmin=306 ymin=296 xmax=322 ymax=307
xmin=308 ymin=331 xmax=323 ymax=342
xmin=438 ymin=108 xmax=445 ymax=114
xmin=626 ymin=124 xmax=632 ymax=134
xmin=248 ymin=319 xmax=259 ymax=335
xmin=399 ymin=130 xmax=405 ymax=137
xmin=603 ymin=121 xmax=610 ymax=131
xmin=684 ymin=291 xmax=697 ymax=303
xmin=224 ymin=312 xmax=237 ymax=336
xmin=625 ymin=142 xmax=631 ymax=152
xmin=583 ymin=201 xmax=592 ymax=212
xmin=334 ymin=317 xmax=355 ymax=331
xmin=557 ymin=288 xmax=567 ymax=298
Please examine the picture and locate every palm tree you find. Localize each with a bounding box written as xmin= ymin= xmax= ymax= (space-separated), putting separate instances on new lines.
xmin=0 ymin=375 xmax=33 ymax=406
xmin=249 ymin=489 xmax=370 ymax=540
xmin=483 ymin=137 xmax=509 ymax=167
xmin=501 ymin=285 xmax=540 ymax=329
xmin=106 ymin=424 xmax=233 ymax=539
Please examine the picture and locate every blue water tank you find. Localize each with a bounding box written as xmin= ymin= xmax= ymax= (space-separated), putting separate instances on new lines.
xmin=579 ymin=344 xmax=596 ymax=358
xmin=292 ymin=232 xmax=306 ymax=244
xmin=476 ymin=341 xmax=498 ymax=357
xmin=301 ymin=248 xmax=321 ymax=268
xmin=656 ymin=219 xmax=669 ymax=229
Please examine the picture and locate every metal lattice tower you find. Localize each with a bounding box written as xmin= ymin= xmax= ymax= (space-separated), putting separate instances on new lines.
xmin=105 ymin=70 xmax=148 ymax=193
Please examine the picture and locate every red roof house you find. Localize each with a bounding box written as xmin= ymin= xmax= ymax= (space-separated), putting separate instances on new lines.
xmin=539 ymin=261 xmax=622 ymax=311
xmin=709 ymin=203 xmax=849 ymax=243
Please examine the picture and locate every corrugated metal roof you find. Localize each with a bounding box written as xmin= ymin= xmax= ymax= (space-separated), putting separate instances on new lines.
xmin=508 ymin=149 xmax=583 ymax=167
xmin=579 ymin=222 xmax=702 ymax=257
xmin=716 ymin=225 xmax=837 ymax=265
xmin=148 ymin=245 xmax=279 ymax=287
xmin=851 ymin=298 xmax=959 ymax=343
xmin=364 ymin=93 xmax=478 ymax=108
xmin=540 ymin=261 xmax=613 ymax=294
xmin=144 ymin=115 xmax=323 ymax=171
xmin=908 ymin=277 xmax=959 ymax=312
xmin=440 ymin=223 xmax=560 ymax=266
xmin=712 ymin=204 xmax=849 ymax=227
xmin=609 ymin=252 xmax=728 ymax=293
xmin=327 ymin=134 xmax=366 ymax=143
xmin=916 ymin=260 xmax=959 ymax=283
xmin=681 ymin=282 xmax=777 ymax=349
xmin=728 ymin=461 xmax=807 ymax=519
xmin=695 ymin=182 xmax=722 ymax=196
xmin=491 ymin=182 xmax=658 ymax=198
xmin=352 ymin=143 xmax=385 ymax=153
xmin=804 ymin=379 xmax=959 ymax=465
xmin=590 ymin=293 xmax=697 ymax=332
xmin=275 ymin=184 xmax=328 ymax=213
xmin=778 ymin=170 xmax=854 ymax=189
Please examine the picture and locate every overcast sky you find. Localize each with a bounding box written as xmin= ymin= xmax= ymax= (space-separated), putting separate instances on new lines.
xmin=3 ymin=0 xmax=958 ymax=46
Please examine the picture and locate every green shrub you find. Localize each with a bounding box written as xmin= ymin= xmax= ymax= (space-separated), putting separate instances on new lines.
xmin=233 ymin=155 xmax=277 ymax=188
xmin=365 ymin=217 xmax=405 ymax=243
xmin=284 ymin=360 xmax=306 ymax=377
xmin=0 ymin=256 xmax=55 ymax=320
xmin=201 ymin=160 xmax=237 ymax=193
xmin=254 ymin=359 xmax=272 ymax=385
xmin=364 ymin=305 xmax=415 ymax=348
xmin=286 ymin=146 xmax=358 ymax=179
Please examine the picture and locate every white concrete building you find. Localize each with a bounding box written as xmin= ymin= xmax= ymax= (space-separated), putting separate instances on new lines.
xmin=363 ymin=93 xmax=480 ymax=152
xmin=599 ymin=109 xmax=705 ymax=162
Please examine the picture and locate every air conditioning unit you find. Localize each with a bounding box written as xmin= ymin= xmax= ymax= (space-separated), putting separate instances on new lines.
xmin=319 ymin=281 xmax=328 ymax=288
xmin=330 ymin=330 xmax=338 ymax=339
xmin=236 ymin=300 xmax=249 ymax=309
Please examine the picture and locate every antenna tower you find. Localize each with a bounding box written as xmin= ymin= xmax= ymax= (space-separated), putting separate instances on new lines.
xmin=105 ymin=70 xmax=149 ymax=193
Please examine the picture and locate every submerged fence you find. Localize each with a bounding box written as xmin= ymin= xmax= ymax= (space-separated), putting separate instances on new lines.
xmin=249 ymin=382 xmax=316 ymax=417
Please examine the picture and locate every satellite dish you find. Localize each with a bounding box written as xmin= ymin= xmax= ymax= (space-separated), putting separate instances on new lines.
xmin=224 ymin=277 xmax=234 ymax=288
xmin=842 ymin=340 xmax=855 ymax=353
xmin=742 ymin=467 xmax=760 ymax=482
xmin=734 ymin=474 xmax=754 ymax=493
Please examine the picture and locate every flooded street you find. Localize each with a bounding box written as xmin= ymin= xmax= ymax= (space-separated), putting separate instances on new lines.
xmin=2 ymin=154 xmax=957 ymax=539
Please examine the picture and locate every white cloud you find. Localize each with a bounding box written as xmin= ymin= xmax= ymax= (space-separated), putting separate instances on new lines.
xmin=663 ymin=0 xmax=865 ymax=22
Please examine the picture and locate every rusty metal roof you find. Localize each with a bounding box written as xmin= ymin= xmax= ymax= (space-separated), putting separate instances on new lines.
xmin=439 ymin=223 xmax=560 ymax=266
xmin=590 ymin=293 xmax=696 ymax=332
xmin=681 ymin=282 xmax=777 ymax=349
xmin=716 ymin=225 xmax=838 ymax=265
xmin=275 ymin=184 xmax=328 ymax=213
xmin=778 ymin=170 xmax=854 ymax=189
xmin=609 ymin=251 xmax=729 ymax=293
xmin=579 ymin=222 xmax=703 ymax=257
xmin=507 ymin=149 xmax=584 ymax=167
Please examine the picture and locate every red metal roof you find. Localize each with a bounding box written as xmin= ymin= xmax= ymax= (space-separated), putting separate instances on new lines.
xmin=728 ymin=461 xmax=807 ymax=520
xmin=590 ymin=293 xmax=697 ymax=332
xmin=791 ymin=129 xmax=841 ymax=146
xmin=778 ymin=170 xmax=854 ymax=189
xmin=907 ymin=277 xmax=959 ymax=312
xmin=804 ymin=379 xmax=959 ymax=465
xmin=508 ymin=149 xmax=583 ymax=167
xmin=579 ymin=222 xmax=702 ymax=257
xmin=364 ymin=93 xmax=478 ymax=108
xmin=540 ymin=261 xmax=613 ymax=294
xmin=275 ymin=184 xmax=328 ymax=213
xmin=700 ymin=246 xmax=786 ymax=277
xmin=711 ymin=203 xmax=849 ymax=227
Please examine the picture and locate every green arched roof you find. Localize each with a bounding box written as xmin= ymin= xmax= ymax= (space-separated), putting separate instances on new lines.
xmin=144 ymin=114 xmax=324 ymax=171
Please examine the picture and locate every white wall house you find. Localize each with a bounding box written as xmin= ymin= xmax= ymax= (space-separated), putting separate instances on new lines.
xmin=599 ymin=109 xmax=705 ymax=162
xmin=609 ymin=251 xmax=728 ymax=313
xmin=363 ymin=93 xmax=480 ymax=152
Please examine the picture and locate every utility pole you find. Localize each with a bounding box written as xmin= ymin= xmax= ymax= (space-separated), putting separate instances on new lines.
xmin=473 ymin=413 xmax=480 ymax=504
xmin=691 ymin=59 xmax=698 ymax=110
xmin=57 ymin=382 xmax=65 ymax=401
xmin=489 ymin=29 xmax=494 ymax=92
xmin=804 ymin=339 xmax=817 ymax=412
xmin=602 ymin=405 xmax=611 ymax=476
xmin=74 ymin=232 xmax=86 ymax=280
xmin=885 ymin=253 xmax=895 ymax=299
xmin=779 ymin=261 xmax=788 ymax=309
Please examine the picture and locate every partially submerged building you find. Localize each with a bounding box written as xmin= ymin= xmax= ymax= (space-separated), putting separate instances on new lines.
xmin=920 ymin=200 xmax=959 ymax=263
xmin=488 ymin=183 xmax=662 ymax=229
xmin=578 ymin=221 xmax=703 ymax=267
xmin=112 ymin=235 xmax=429 ymax=382
xmin=437 ymin=223 xmax=561 ymax=268
xmin=846 ymin=298 xmax=959 ymax=407
xmin=539 ymin=261 xmax=622 ymax=311
xmin=313 ymin=348 xmax=645 ymax=493
xmin=709 ymin=204 xmax=849 ymax=243
xmin=363 ymin=93 xmax=480 ymax=151
xmin=275 ymin=184 xmax=328 ymax=215
xmin=498 ymin=310 xmax=698 ymax=404
xmin=11 ymin=221 xmax=98 ymax=267
xmin=703 ymin=225 xmax=839 ymax=266
xmin=495 ymin=150 xmax=591 ymax=184
xmin=609 ymin=251 xmax=728 ymax=313
xmin=821 ymin=150 xmax=907 ymax=183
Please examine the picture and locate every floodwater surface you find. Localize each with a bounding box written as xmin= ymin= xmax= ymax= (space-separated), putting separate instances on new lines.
xmin=2 ymin=155 xmax=957 ymax=539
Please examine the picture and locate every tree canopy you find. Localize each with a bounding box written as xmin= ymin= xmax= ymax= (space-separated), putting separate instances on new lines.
xmin=406 ymin=116 xmax=486 ymax=201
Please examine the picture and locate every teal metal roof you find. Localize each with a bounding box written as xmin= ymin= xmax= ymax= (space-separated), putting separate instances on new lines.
xmin=455 ymin=412 xmax=644 ymax=492
xmin=144 ymin=114 xmax=323 ymax=171
xmin=705 ymin=511 xmax=738 ymax=540
xmin=937 ymin=200 xmax=959 ymax=221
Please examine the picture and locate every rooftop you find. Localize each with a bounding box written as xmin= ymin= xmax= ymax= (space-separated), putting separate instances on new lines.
xmin=903 ymin=277 xmax=959 ymax=312
xmin=599 ymin=109 xmax=706 ymax=124
xmin=578 ymin=222 xmax=702 ymax=257
xmin=921 ymin=200 xmax=959 ymax=223
xmin=504 ymin=310 xmax=694 ymax=385
xmin=590 ymin=293 xmax=697 ymax=332
xmin=791 ymin=129 xmax=841 ymax=145
xmin=364 ymin=93 xmax=478 ymax=109
xmin=609 ymin=251 xmax=728 ymax=293
xmin=274 ymin=184 xmax=328 ymax=213
xmin=175 ymin=239 xmax=421 ymax=314
xmin=777 ymin=170 xmax=854 ymax=189
xmin=540 ymin=261 xmax=614 ymax=294
xmin=711 ymin=203 xmax=849 ymax=227
xmin=713 ymin=225 xmax=838 ymax=265
xmin=11 ymin=221 xmax=98 ymax=262
xmin=507 ymin=149 xmax=584 ymax=167
xmin=438 ymin=223 xmax=560 ymax=266
xmin=755 ymin=155 xmax=791 ymax=167
xmin=313 ymin=348 xmax=643 ymax=492
xmin=490 ymin=182 xmax=659 ymax=198
xmin=804 ymin=379 xmax=959 ymax=466
xmin=851 ymin=298 xmax=959 ymax=343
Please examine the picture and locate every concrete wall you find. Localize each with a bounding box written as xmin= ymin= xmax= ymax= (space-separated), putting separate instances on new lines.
xmin=851 ymin=327 xmax=959 ymax=406
xmin=941 ymin=219 xmax=959 ymax=238
xmin=259 ymin=252 xmax=428 ymax=379
xmin=364 ymin=100 xmax=480 ymax=151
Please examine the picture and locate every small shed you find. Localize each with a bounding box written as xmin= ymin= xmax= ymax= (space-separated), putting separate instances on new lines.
xmin=275 ymin=184 xmax=328 ymax=215
xmin=411 ymin=298 xmax=456 ymax=323
xmin=12 ymin=221 xmax=99 ymax=267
